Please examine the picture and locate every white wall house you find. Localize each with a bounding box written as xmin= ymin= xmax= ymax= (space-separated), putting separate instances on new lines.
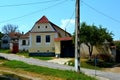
xmin=19 ymin=32 xmax=29 ymax=51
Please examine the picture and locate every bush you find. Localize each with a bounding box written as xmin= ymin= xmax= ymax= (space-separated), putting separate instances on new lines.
xmin=97 ymin=53 xmax=113 ymax=62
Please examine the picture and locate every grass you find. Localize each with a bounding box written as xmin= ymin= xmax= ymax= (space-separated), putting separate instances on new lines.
xmin=17 ymin=51 xmax=53 ymax=60
xmin=65 ymin=59 xmax=116 ymax=70
xmin=65 ymin=59 xmax=100 ymax=70
xmin=0 ymin=49 xmax=11 ymax=53
xmin=0 ymin=49 xmax=53 ymax=61
xmin=2 ymin=60 xmax=96 ymax=80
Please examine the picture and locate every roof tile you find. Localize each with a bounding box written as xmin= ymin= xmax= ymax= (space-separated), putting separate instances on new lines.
xmin=36 ymin=16 xmax=49 ymax=24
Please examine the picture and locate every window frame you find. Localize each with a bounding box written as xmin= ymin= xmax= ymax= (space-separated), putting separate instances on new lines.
xmin=36 ymin=35 xmax=41 ymax=43
xmin=46 ymin=35 xmax=50 ymax=43
xmin=22 ymin=40 xmax=26 ymax=45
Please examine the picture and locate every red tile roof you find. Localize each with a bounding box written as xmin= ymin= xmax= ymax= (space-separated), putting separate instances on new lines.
xmin=8 ymin=32 xmax=21 ymax=39
xmin=36 ymin=16 xmax=49 ymax=24
xmin=54 ymin=37 xmax=72 ymax=41
xmin=20 ymin=31 xmax=30 ymax=39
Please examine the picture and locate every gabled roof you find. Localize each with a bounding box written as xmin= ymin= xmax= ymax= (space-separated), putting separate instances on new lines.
xmin=20 ymin=31 xmax=30 ymax=39
xmin=8 ymin=32 xmax=21 ymax=39
xmin=30 ymin=16 xmax=71 ymax=38
xmin=1 ymin=32 xmax=21 ymax=40
xmin=36 ymin=16 xmax=49 ymax=24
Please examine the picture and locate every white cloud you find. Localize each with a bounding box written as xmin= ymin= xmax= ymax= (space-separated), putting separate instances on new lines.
xmin=60 ymin=19 xmax=75 ymax=34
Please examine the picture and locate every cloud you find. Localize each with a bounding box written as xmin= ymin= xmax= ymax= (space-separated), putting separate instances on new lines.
xmin=60 ymin=19 xmax=75 ymax=34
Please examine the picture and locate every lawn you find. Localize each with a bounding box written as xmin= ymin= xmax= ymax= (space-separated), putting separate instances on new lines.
xmin=0 ymin=49 xmax=10 ymax=53
xmin=66 ymin=58 xmax=116 ymax=70
xmin=0 ymin=49 xmax=53 ymax=60
xmin=17 ymin=51 xmax=54 ymax=60
xmin=2 ymin=60 xmax=96 ymax=80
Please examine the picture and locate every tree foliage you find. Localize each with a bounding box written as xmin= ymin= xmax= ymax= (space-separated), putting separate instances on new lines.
xmin=2 ymin=24 xmax=19 ymax=34
xmin=0 ymin=32 xmax=4 ymax=39
xmin=74 ymin=22 xmax=113 ymax=60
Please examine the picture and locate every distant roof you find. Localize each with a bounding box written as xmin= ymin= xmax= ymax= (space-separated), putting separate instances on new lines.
xmin=20 ymin=31 xmax=30 ymax=39
xmin=8 ymin=32 xmax=21 ymax=39
xmin=36 ymin=16 xmax=49 ymax=24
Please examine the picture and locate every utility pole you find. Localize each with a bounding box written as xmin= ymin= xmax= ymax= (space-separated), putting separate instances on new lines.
xmin=75 ymin=0 xmax=80 ymax=72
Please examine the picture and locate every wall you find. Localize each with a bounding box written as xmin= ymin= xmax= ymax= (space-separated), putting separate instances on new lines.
xmin=29 ymin=32 xmax=56 ymax=53
xmin=19 ymin=39 xmax=29 ymax=51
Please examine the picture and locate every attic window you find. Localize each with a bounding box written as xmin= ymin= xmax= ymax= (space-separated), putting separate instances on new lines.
xmin=45 ymin=26 xmax=47 ymax=28
xmin=38 ymin=26 xmax=40 ymax=28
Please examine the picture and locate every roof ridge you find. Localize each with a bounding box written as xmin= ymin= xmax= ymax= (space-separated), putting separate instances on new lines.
xmin=36 ymin=16 xmax=49 ymax=24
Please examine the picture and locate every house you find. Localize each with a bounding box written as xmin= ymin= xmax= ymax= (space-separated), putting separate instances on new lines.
xmin=19 ymin=31 xmax=30 ymax=51
xmin=27 ymin=16 xmax=74 ymax=57
xmin=1 ymin=32 xmax=21 ymax=49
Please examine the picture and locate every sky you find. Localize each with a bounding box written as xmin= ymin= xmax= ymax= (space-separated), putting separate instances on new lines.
xmin=81 ymin=0 xmax=120 ymax=40
xmin=1 ymin=0 xmax=120 ymax=40
xmin=0 ymin=0 xmax=75 ymax=35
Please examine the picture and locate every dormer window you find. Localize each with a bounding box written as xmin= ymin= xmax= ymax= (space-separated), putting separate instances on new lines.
xmin=45 ymin=26 xmax=47 ymax=28
xmin=38 ymin=26 xmax=40 ymax=28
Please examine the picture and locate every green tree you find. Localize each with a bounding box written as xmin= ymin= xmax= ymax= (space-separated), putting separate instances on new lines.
xmin=0 ymin=32 xmax=4 ymax=39
xmin=74 ymin=22 xmax=113 ymax=60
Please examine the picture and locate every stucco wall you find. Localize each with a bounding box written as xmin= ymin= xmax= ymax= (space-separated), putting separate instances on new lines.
xmin=19 ymin=39 xmax=29 ymax=51
xmin=29 ymin=33 xmax=56 ymax=53
xmin=55 ymin=41 xmax=61 ymax=54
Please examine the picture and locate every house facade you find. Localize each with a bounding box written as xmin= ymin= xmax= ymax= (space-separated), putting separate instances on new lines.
xmin=19 ymin=32 xmax=29 ymax=51
xmin=27 ymin=16 xmax=73 ymax=57
xmin=1 ymin=32 xmax=21 ymax=49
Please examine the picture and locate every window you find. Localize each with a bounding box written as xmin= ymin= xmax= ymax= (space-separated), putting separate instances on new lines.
xmin=38 ymin=26 xmax=40 ymax=28
xmin=36 ymin=36 xmax=41 ymax=43
xmin=22 ymin=40 xmax=26 ymax=45
xmin=3 ymin=40 xmax=8 ymax=44
xmin=46 ymin=35 xmax=50 ymax=43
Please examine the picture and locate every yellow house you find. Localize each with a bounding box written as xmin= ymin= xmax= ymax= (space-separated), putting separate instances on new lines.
xmin=29 ymin=16 xmax=73 ymax=57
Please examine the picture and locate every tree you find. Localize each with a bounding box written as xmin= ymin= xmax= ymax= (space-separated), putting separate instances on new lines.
xmin=2 ymin=24 xmax=19 ymax=34
xmin=73 ymin=22 xmax=113 ymax=60
xmin=0 ymin=32 xmax=4 ymax=39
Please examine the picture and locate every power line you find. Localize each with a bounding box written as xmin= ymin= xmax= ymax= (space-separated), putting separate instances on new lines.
xmin=64 ymin=11 xmax=75 ymax=29
xmin=0 ymin=0 xmax=67 ymax=23
xmin=0 ymin=0 xmax=60 ymax=7
xmin=81 ymin=0 xmax=120 ymax=24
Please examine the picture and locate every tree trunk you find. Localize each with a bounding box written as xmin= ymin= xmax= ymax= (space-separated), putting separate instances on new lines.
xmin=86 ymin=43 xmax=93 ymax=61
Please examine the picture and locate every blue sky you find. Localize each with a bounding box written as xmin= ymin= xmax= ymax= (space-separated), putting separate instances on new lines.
xmin=1 ymin=0 xmax=119 ymax=40
xmin=0 ymin=0 xmax=75 ymax=35
xmin=81 ymin=0 xmax=120 ymax=40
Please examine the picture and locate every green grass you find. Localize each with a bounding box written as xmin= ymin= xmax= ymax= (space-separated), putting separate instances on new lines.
xmin=66 ymin=59 xmax=117 ymax=70
xmin=2 ymin=60 xmax=96 ymax=80
xmin=66 ymin=59 xmax=101 ymax=70
xmin=17 ymin=51 xmax=53 ymax=60
xmin=0 ymin=49 xmax=11 ymax=53
xmin=0 ymin=50 xmax=53 ymax=61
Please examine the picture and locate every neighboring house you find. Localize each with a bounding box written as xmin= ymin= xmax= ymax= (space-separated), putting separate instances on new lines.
xmin=19 ymin=31 xmax=30 ymax=51
xmin=28 ymin=16 xmax=74 ymax=57
xmin=1 ymin=32 xmax=21 ymax=49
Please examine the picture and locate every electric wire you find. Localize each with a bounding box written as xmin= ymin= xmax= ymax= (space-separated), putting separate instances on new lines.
xmin=0 ymin=0 xmax=60 ymax=7
xmin=0 ymin=0 xmax=67 ymax=23
xmin=81 ymin=0 xmax=120 ymax=23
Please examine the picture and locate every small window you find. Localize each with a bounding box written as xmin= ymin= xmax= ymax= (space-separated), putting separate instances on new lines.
xmin=36 ymin=36 xmax=41 ymax=43
xmin=45 ymin=26 xmax=47 ymax=28
xmin=38 ymin=26 xmax=40 ymax=28
xmin=46 ymin=35 xmax=50 ymax=43
xmin=3 ymin=40 xmax=8 ymax=44
xmin=22 ymin=40 xmax=26 ymax=45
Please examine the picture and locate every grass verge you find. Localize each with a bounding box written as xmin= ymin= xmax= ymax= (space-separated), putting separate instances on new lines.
xmin=0 ymin=49 xmax=53 ymax=61
xmin=66 ymin=59 xmax=117 ymax=70
xmin=2 ymin=60 xmax=96 ymax=80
